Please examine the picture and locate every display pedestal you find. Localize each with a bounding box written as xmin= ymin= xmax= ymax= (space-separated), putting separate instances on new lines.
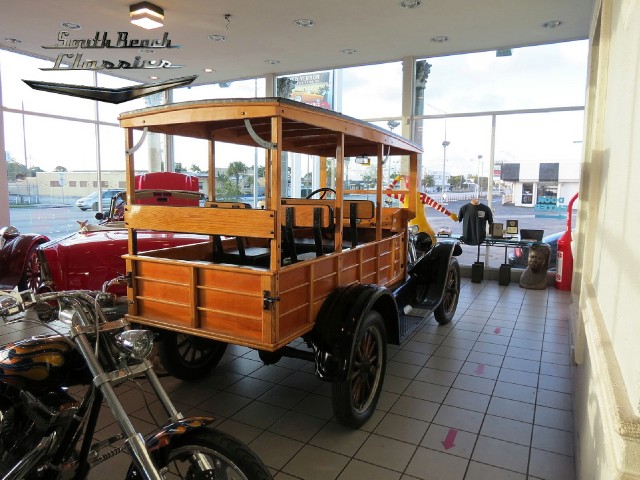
xmin=471 ymin=262 xmax=484 ymax=283
xmin=499 ymin=264 xmax=511 ymax=286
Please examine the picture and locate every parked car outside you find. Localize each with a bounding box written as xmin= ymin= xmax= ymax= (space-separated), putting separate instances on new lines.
xmin=75 ymin=189 xmax=124 ymax=211
xmin=1 ymin=173 xmax=206 ymax=296
xmin=437 ymin=226 xmax=453 ymax=237
xmin=508 ymin=231 xmax=563 ymax=271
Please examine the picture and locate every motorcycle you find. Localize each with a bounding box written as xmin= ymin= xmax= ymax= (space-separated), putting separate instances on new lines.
xmin=0 ymin=284 xmax=273 ymax=480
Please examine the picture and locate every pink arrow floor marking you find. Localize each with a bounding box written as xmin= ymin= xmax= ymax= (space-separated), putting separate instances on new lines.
xmin=442 ymin=428 xmax=458 ymax=449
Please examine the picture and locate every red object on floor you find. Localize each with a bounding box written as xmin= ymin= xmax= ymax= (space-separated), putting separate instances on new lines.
xmin=555 ymin=192 xmax=579 ymax=290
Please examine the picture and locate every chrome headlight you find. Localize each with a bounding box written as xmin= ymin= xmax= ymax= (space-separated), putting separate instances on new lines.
xmin=114 ymin=329 xmax=155 ymax=360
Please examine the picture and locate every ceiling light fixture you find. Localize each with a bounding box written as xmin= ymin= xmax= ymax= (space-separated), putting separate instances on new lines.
xmin=130 ymin=2 xmax=165 ymax=30
xmin=265 ymin=59 xmax=280 ymax=65
xmin=61 ymin=22 xmax=81 ymax=30
xmin=431 ymin=35 xmax=448 ymax=43
xmin=208 ymin=34 xmax=226 ymax=42
xmin=149 ymin=76 xmax=159 ymax=80
xmin=340 ymin=48 xmax=357 ymax=55
xmin=3 ymin=37 xmax=22 ymax=44
xmin=400 ymin=0 xmax=422 ymax=8
xmin=293 ymin=18 xmax=315 ymax=27
xmin=542 ymin=20 xmax=563 ymax=28
xmin=204 ymin=68 xmax=214 ymax=73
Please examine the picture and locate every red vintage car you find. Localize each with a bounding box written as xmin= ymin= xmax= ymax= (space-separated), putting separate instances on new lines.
xmin=0 ymin=172 xmax=207 ymax=296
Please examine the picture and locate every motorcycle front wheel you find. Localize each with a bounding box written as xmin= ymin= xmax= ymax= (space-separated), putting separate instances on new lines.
xmin=126 ymin=428 xmax=272 ymax=480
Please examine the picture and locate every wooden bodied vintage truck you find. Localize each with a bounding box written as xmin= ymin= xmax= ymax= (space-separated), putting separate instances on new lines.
xmin=119 ymin=98 xmax=461 ymax=428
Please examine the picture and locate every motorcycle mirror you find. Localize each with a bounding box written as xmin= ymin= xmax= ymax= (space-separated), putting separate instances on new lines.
xmin=95 ymin=212 xmax=105 ymax=220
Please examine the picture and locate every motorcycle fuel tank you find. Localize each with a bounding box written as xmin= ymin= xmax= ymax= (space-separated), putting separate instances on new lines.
xmin=0 ymin=336 xmax=72 ymax=392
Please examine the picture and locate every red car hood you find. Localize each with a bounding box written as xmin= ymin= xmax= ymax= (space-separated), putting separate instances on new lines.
xmin=41 ymin=228 xmax=206 ymax=293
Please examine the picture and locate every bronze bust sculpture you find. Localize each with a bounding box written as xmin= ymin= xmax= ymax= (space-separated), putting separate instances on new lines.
xmin=519 ymin=244 xmax=551 ymax=290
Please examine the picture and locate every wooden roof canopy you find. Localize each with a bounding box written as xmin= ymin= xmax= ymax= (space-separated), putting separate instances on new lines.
xmin=119 ymin=97 xmax=423 ymax=158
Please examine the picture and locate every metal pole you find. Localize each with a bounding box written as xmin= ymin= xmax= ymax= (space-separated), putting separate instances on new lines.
xmin=477 ymin=154 xmax=483 ymax=198
xmin=442 ymin=140 xmax=450 ymax=200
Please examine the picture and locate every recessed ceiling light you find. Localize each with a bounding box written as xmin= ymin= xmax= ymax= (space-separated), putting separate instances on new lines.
xmin=400 ymin=0 xmax=422 ymax=8
xmin=204 ymin=68 xmax=214 ymax=73
xmin=293 ymin=18 xmax=315 ymax=27
xmin=431 ymin=35 xmax=448 ymax=43
xmin=542 ymin=20 xmax=563 ymax=28
xmin=61 ymin=22 xmax=81 ymax=30
xmin=3 ymin=37 xmax=22 ymax=44
xmin=340 ymin=48 xmax=357 ymax=55
xmin=208 ymin=34 xmax=226 ymax=42
xmin=139 ymin=48 xmax=155 ymax=54
xmin=265 ymin=59 xmax=280 ymax=65
xmin=149 ymin=76 xmax=159 ymax=80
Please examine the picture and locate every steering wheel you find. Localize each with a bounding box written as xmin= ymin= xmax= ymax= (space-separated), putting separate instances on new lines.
xmin=305 ymin=187 xmax=336 ymax=200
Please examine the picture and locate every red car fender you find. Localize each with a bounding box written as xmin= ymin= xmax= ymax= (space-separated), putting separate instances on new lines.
xmin=0 ymin=230 xmax=49 ymax=289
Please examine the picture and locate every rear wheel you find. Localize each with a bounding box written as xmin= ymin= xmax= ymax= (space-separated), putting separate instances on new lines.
xmin=434 ymin=258 xmax=460 ymax=325
xmin=158 ymin=332 xmax=227 ymax=381
xmin=332 ymin=310 xmax=387 ymax=428
xmin=126 ymin=428 xmax=272 ymax=480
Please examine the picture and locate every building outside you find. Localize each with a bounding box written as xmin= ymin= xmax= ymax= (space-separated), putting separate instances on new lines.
xmin=500 ymin=161 xmax=580 ymax=213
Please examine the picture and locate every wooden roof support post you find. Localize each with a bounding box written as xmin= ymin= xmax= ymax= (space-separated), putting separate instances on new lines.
xmin=124 ymin=127 xmax=138 ymax=256
xmin=334 ymin=133 xmax=345 ymax=253
xmin=270 ymin=115 xmax=282 ymax=271
xmin=375 ymin=143 xmax=384 ymax=241
xmin=208 ymin=135 xmax=215 ymax=201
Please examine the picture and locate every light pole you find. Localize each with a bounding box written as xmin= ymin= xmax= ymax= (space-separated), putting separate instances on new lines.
xmin=442 ymin=140 xmax=450 ymax=200
xmin=476 ymin=154 xmax=483 ymax=198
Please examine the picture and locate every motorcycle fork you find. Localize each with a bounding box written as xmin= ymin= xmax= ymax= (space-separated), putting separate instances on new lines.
xmin=71 ymin=328 xmax=164 ymax=480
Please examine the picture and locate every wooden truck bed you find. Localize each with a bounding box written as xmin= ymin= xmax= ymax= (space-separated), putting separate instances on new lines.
xmin=125 ymin=231 xmax=406 ymax=351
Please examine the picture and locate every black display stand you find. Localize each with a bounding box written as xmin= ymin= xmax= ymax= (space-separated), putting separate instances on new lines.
xmin=472 ymin=262 xmax=484 ymax=283
xmin=472 ymin=243 xmax=484 ymax=283
xmin=499 ymin=264 xmax=511 ymax=286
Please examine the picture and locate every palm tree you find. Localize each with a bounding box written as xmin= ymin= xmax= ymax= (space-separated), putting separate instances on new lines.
xmin=227 ymin=161 xmax=248 ymax=188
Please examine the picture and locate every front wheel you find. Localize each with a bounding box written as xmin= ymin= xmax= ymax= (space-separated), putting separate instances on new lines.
xmin=18 ymin=244 xmax=45 ymax=292
xmin=434 ymin=257 xmax=460 ymax=325
xmin=158 ymin=332 xmax=227 ymax=381
xmin=332 ymin=310 xmax=387 ymax=428
xmin=127 ymin=428 xmax=272 ymax=480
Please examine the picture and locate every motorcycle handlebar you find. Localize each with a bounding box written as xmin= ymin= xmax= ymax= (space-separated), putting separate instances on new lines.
xmin=0 ymin=289 xmax=115 ymax=325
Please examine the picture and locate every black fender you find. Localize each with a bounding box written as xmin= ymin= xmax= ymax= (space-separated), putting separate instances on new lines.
xmin=311 ymin=283 xmax=398 ymax=382
xmin=144 ymin=416 xmax=215 ymax=452
xmin=409 ymin=240 xmax=461 ymax=310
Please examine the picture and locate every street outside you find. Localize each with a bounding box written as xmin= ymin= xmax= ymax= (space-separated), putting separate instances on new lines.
xmin=7 ymin=196 xmax=571 ymax=269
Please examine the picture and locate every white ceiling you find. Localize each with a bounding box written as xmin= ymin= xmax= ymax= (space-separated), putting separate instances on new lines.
xmin=1 ymin=0 xmax=594 ymax=87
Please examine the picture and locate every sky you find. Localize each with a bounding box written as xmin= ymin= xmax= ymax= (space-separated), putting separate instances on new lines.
xmin=1 ymin=39 xmax=588 ymax=178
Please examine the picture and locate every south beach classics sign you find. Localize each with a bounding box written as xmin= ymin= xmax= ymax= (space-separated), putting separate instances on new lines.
xmin=23 ymin=30 xmax=196 ymax=103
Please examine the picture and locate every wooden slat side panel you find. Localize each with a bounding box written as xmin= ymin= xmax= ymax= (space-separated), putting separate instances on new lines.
xmin=136 ymin=299 xmax=191 ymax=327
xmin=278 ymin=308 xmax=309 ymax=339
xmin=279 ymin=263 xmax=311 ymax=292
xmin=198 ymin=289 xmax=263 ymax=319
xmin=136 ymin=260 xmax=191 ymax=283
xmin=199 ymin=310 xmax=263 ymax=341
xmin=198 ymin=268 xmax=264 ymax=291
xmin=126 ymin=205 xmax=276 ymax=238
xmin=137 ymin=279 xmax=191 ymax=304
xmin=341 ymin=251 xmax=359 ymax=286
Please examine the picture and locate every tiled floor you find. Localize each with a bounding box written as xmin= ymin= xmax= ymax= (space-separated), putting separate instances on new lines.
xmin=0 ymin=278 xmax=576 ymax=479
